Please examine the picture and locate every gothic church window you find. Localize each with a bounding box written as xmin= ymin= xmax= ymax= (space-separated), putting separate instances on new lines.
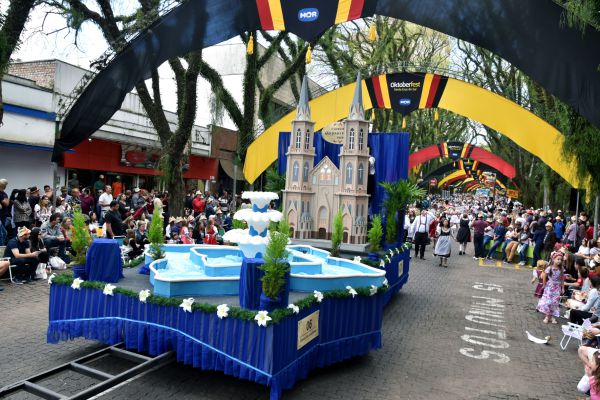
xmin=303 ymin=162 xmax=309 ymax=182
xmin=305 ymin=130 xmax=310 ymax=149
xmin=358 ymin=163 xmax=364 ymax=185
xmin=346 ymin=163 xmax=353 ymax=184
xmin=349 ymin=128 xmax=355 ymax=150
xmin=293 ymin=162 xmax=299 ymax=181
xmin=295 ymin=129 xmax=301 ymax=149
xmin=358 ymin=129 xmax=364 ymax=150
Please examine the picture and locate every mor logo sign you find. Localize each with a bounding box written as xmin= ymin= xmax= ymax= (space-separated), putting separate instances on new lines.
xmin=297 ymin=310 xmax=319 ymax=349
xmin=298 ymin=8 xmax=319 ymax=22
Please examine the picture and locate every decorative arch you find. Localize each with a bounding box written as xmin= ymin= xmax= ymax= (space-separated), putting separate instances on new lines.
xmin=53 ymin=0 xmax=600 ymax=163
xmin=243 ymin=72 xmax=582 ymax=190
xmin=410 ymin=142 xmax=516 ymax=179
xmin=420 ymin=160 xmax=510 ymax=187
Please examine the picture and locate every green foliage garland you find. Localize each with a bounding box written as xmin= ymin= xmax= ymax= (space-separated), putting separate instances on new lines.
xmin=368 ymin=215 xmax=384 ymax=253
xmin=51 ymin=272 xmax=387 ymax=326
xmin=71 ymin=209 xmax=92 ymax=265
xmin=148 ymin=208 xmax=165 ymax=260
xmin=123 ymin=255 xmax=145 ymax=269
xmin=331 ymin=209 xmax=344 ymax=257
xmin=260 ymin=218 xmax=291 ymax=300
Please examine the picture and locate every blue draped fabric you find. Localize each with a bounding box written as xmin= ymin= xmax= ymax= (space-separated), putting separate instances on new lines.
xmin=85 ymin=239 xmax=124 ymax=283
xmin=138 ymin=262 xmax=151 ymax=275
xmin=277 ymin=132 xmax=409 ymax=217
xmin=239 ymin=258 xmax=265 ymax=310
xmin=47 ymin=284 xmax=383 ymax=400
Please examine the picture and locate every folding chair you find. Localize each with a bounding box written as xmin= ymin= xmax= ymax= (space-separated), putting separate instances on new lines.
xmin=0 ymin=245 xmax=19 ymax=284
xmin=560 ymin=318 xmax=592 ymax=350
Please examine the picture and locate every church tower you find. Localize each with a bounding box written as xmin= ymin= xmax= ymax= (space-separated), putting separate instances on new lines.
xmin=283 ymin=75 xmax=315 ymax=239
xmin=337 ymin=72 xmax=370 ymax=244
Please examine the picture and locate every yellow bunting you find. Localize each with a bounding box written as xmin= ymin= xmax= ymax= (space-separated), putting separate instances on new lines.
xmin=246 ymin=33 xmax=254 ymax=55
xmin=369 ymin=22 xmax=377 ymax=42
xmin=434 ymin=109 xmax=439 ymax=121
xmin=402 ymin=117 xmax=406 ymax=129
xmin=305 ymin=44 xmax=312 ymax=64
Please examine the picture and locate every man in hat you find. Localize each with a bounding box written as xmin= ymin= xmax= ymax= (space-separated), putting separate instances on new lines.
xmin=192 ymin=191 xmax=205 ymax=217
xmin=470 ymin=213 xmax=488 ymax=259
xmin=543 ymin=222 xmax=557 ymax=256
xmin=3 ymin=226 xmax=39 ymax=283
xmin=554 ymin=215 xmax=565 ymax=242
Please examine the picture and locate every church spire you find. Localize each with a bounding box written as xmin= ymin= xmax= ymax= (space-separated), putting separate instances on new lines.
xmin=348 ymin=72 xmax=365 ymax=121
xmin=295 ymin=75 xmax=312 ymax=122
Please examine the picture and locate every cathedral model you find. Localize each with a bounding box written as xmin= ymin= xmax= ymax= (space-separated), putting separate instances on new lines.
xmin=283 ymin=73 xmax=370 ymax=244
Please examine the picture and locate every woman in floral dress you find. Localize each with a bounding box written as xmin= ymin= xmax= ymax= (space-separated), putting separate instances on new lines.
xmin=536 ymin=252 xmax=564 ymax=324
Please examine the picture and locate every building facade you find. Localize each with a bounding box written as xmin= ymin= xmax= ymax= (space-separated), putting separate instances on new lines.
xmin=1 ymin=60 xmax=215 ymax=194
xmin=283 ymin=75 xmax=370 ymax=244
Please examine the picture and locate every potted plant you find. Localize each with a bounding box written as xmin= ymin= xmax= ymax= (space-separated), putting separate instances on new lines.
xmin=70 ymin=208 xmax=92 ymax=268
xmin=147 ymin=208 xmax=165 ymax=261
xmin=259 ymin=219 xmax=291 ymax=311
xmin=367 ymin=214 xmax=384 ymax=262
xmin=379 ymin=180 xmax=426 ymax=248
xmin=330 ymin=208 xmax=344 ymax=257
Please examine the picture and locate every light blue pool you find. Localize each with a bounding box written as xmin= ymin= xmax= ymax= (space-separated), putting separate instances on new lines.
xmin=148 ymin=244 xmax=385 ymax=297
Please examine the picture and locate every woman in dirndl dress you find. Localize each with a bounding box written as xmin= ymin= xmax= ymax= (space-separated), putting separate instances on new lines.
xmin=434 ymin=218 xmax=454 ymax=267
xmin=456 ymin=213 xmax=471 ymax=255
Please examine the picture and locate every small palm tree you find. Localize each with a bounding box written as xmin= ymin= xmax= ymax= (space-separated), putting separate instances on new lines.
xmin=380 ymin=180 xmax=426 ymax=243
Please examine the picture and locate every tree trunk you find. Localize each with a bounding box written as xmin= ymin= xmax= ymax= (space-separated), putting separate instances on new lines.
xmin=164 ymin=150 xmax=185 ymax=217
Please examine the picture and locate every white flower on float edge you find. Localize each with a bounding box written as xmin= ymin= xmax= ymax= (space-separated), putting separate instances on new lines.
xmin=139 ymin=289 xmax=151 ymax=303
xmin=369 ymin=285 xmax=378 ymax=296
xmin=288 ymin=304 xmax=299 ymax=314
xmin=103 ymin=283 xmax=116 ymax=296
xmin=71 ymin=278 xmax=84 ymax=290
xmin=48 ymin=273 xmax=56 ymax=285
xmin=394 ymin=247 xmax=400 ymax=255
xmin=388 ymin=249 xmax=394 ymax=257
xmin=217 ymin=304 xmax=230 ymax=319
xmin=346 ymin=286 xmax=358 ymax=298
xmin=313 ymin=290 xmax=324 ymax=303
xmin=179 ymin=297 xmax=195 ymax=313
xmin=353 ymin=255 xmax=362 ymax=263
xmin=384 ymin=256 xmax=391 ymax=263
xmin=383 ymin=278 xmax=389 ymax=287
xmin=255 ymin=310 xmax=272 ymax=327
xmin=379 ymin=260 xmax=385 ymax=268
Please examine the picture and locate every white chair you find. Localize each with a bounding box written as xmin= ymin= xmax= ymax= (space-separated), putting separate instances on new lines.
xmin=0 ymin=245 xmax=19 ymax=284
xmin=560 ymin=318 xmax=593 ymax=350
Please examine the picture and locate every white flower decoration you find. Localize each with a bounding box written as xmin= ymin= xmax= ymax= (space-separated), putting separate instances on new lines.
xmin=48 ymin=273 xmax=56 ymax=285
xmin=394 ymin=247 xmax=400 ymax=255
xmin=353 ymin=255 xmax=362 ymax=263
xmin=288 ymin=304 xmax=300 ymax=314
xmin=388 ymin=249 xmax=394 ymax=257
xmin=313 ymin=290 xmax=324 ymax=303
xmin=383 ymin=278 xmax=389 ymax=287
xmin=346 ymin=285 xmax=358 ymax=298
xmin=369 ymin=285 xmax=378 ymax=296
xmin=103 ymin=284 xmax=116 ymax=296
xmin=217 ymin=304 xmax=230 ymax=319
xmin=255 ymin=310 xmax=272 ymax=327
xmin=179 ymin=297 xmax=195 ymax=313
xmin=379 ymin=260 xmax=385 ymax=268
xmin=139 ymin=289 xmax=151 ymax=303
xmin=71 ymin=278 xmax=84 ymax=290
xmin=385 ymin=256 xmax=391 ymax=263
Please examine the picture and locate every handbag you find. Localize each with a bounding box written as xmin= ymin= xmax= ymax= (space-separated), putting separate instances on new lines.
xmin=49 ymin=256 xmax=67 ymax=270
xmin=35 ymin=263 xmax=48 ymax=279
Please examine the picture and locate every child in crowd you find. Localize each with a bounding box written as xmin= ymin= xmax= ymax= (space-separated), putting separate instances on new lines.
xmin=536 ymin=252 xmax=564 ymax=324
xmin=531 ymin=260 xmax=547 ymax=298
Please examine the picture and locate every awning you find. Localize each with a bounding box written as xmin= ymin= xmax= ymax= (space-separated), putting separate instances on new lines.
xmin=220 ymin=158 xmax=243 ymax=180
